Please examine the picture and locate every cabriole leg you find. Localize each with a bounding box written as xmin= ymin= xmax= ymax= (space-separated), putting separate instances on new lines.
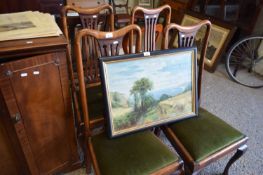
xmin=223 ymin=144 xmax=248 ymax=175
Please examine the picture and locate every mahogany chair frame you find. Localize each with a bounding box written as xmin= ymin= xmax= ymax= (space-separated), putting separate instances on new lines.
xmin=61 ymin=4 xmax=115 ymax=135
xmin=74 ymin=25 xmax=185 ymax=175
xmin=74 ymin=24 xmax=149 ymax=174
xmin=74 ymin=24 xmax=141 ymax=137
xmin=131 ymin=4 xmax=171 ymax=52
xmin=161 ymin=20 xmax=248 ymax=175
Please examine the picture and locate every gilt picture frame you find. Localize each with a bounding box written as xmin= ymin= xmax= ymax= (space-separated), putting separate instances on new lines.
xmin=100 ymin=48 xmax=198 ymax=138
xmin=174 ymin=11 xmax=236 ymax=72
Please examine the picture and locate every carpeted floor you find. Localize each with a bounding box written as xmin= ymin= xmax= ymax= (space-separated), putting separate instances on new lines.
xmin=66 ymin=63 xmax=263 ymax=175
xmin=198 ymin=64 xmax=263 ymax=175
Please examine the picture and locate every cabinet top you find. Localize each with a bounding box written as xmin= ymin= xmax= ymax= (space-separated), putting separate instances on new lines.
xmin=0 ymin=35 xmax=67 ymax=60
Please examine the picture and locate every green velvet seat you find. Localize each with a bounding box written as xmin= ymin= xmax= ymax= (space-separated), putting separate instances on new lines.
xmin=168 ymin=108 xmax=246 ymax=162
xmin=92 ymin=131 xmax=179 ymax=175
xmin=161 ymin=21 xmax=248 ymax=174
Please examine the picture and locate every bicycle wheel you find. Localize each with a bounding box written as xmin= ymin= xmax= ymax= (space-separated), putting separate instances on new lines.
xmin=225 ymin=36 xmax=263 ymax=88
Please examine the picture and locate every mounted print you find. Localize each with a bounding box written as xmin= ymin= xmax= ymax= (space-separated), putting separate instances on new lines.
xmin=174 ymin=11 xmax=236 ymax=72
xmin=138 ymin=0 xmax=152 ymax=8
xmin=100 ymin=48 xmax=198 ymax=138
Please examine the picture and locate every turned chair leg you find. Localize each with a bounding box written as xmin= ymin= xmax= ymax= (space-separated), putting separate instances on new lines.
xmin=184 ymin=165 xmax=200 ymax=175
xmin=223 ymin=145 xmax=248 ymax=175
xmin=85 ymin=139 xmax=92 ymax=174
xmin=85 ymin=152 xmax=92 ymax=174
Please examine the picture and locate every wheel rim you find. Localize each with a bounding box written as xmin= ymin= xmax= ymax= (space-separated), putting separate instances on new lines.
xmin=226 ymin=36 xmax=263 ymax=88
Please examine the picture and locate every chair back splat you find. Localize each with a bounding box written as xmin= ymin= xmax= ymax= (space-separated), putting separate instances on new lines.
xmin=131 ymin=4 xmax=171 ymax=52
xmin=62 ymin=4 xmax=114 ymax=41
xmin=162 ymin=20 xmax=211 ymax=102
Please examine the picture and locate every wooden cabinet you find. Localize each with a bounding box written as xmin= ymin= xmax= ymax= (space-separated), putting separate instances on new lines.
xmin=0 ymin=106 xmax=29 ymax=175
xmin=0 ymin=36 xmax=80 ymax=175
xmin=39 ymin=0 xmax=64 ymax=14
xmin=0 ymin=0 xmax=39 ymax=13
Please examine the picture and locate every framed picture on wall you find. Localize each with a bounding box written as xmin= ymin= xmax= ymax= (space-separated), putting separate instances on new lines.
xmin=100 ymin=48 xmax=198 ymax=138
xmin=66 ymin=0 xmax=106 ymax=8
xmin=138 ymin=0 xmax=152 ymax=8
xmin=224 ymin=4 xmax=239 ymax=21
xmin=111 ymin=0 xmax=130 ymax=14
xmin=174 ymin=11 xmax=236 ymax=72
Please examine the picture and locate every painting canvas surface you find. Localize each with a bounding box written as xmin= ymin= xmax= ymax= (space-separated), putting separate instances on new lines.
xmin=102 ymin=50 xmax=196 ymax=137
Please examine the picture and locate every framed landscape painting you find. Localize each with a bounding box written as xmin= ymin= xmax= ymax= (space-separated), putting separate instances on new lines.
xmin=174 ymin=11 xmax=236 ymax=72
xmin=100 ymin=48 xmax=198 ymax=138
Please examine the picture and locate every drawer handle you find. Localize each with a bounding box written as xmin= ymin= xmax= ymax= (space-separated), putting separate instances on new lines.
xmin=5 ymin=70 xmax=12 ymax=77
xmin=12 ymin=113 xmax=21 ymax=124
xmin=54 ymin=58 xmax=60 ymax=66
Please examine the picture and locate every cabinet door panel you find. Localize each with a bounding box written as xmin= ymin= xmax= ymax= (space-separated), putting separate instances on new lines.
xmin=11 ymin=62 xmax=71 ymax=173
xmin=0 ymin=52 xmax=78 ymax=174
xmin=0 ymin=119 xmax=20 ymax=175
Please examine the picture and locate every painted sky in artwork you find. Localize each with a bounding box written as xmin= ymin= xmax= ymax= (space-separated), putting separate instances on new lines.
xmin=105 ymin=51 xmax=193 ymax=98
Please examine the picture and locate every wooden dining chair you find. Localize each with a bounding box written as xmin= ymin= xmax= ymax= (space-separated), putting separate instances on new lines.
xmin=111 ymin=0 xmax=130 ymax=28
xmin=131 ymin=4 xmax=171 ymax=52
xmin=74 ymin=24 xmax=184 ymax=175
xmin=161 ymin=20 xmax=248 ymax=175
xmin=61 ymin=4 xmax=114 ymax=136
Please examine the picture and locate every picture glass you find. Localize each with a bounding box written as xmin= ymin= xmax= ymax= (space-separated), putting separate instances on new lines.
xmin=101 ymin=49 xmax=197 ymax=137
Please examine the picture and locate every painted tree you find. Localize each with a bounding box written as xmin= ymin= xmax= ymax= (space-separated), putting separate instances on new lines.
xmin=130 ymin=89 xmax=139 ymax=111
xmin=130 ymin=77 xmax=153 ymax=114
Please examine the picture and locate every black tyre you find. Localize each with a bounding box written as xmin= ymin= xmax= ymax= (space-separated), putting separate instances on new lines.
xmin=225 ymin=36 xmax=263 ymax=88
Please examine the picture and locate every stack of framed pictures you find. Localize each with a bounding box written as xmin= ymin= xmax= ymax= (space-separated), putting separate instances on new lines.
xmin=174 ymin=11 xmax=237 ymax=72
xmin=100 ymin=48 xmax=198 ymax=138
